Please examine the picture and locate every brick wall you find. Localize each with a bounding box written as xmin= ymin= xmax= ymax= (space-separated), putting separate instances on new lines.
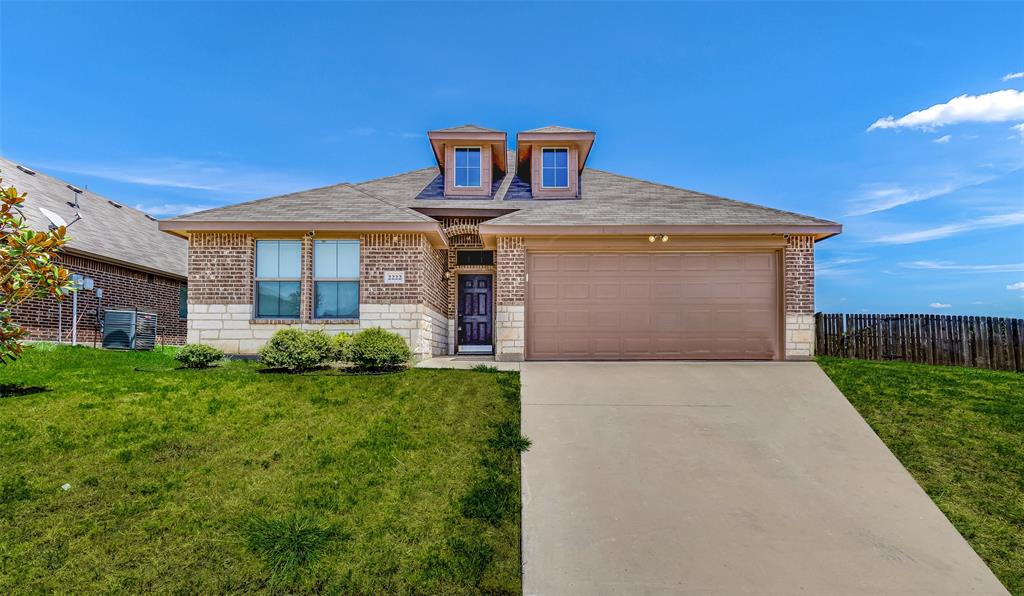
xmin=187 ymin=231 xmax=450 ymax=357
xmin=12 ymin=253 xmax=186 ymax=345
xmin=784 ymin=234 xmax=814 ymax=315
xmin=496 ymin=236 xmax=525 ymax=306
xmin=188 ymin=233 xmax=253 ymax=304
xmin=784 ymin=234 xmax=816 ymax=359
xmin=495 ymin=236 xmax=526 ymax=361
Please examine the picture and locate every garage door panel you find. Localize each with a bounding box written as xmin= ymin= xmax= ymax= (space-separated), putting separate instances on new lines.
xmin=527 ymin=252 xmax=778 ymax=360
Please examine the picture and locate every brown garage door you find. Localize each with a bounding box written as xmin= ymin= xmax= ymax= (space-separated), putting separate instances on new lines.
xmin=527 ymin=252 xmax=779 ymax=360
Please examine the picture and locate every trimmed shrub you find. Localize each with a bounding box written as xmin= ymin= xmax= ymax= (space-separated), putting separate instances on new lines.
xmin=175 ymin=344 xmax=224 ymax=369
xmin=333 ymin=332 xmax=353 ymax=363
xmin=258 ymin=329 xmax=335 ymax=372
xmin=348 ymin=327 xmax=412 ymax=372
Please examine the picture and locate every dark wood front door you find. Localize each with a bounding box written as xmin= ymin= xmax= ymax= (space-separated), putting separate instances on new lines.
xmin=458 ymin=274 xmax=492 ymax=347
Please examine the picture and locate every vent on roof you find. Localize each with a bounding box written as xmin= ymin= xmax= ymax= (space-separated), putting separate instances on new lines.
xmin=67 ymin=184 xmax=83 ymax=193
xmin=144 ymin=214 xmax=157 ymax=221
xmin=108 ymin=200 xmax=123 ymax=208
xmin=16 ymin=164 xmax=36 ymax=175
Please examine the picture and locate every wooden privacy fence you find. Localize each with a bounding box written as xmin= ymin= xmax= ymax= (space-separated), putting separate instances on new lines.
xmin=815 ymin=313 xmax=1024 ymax=372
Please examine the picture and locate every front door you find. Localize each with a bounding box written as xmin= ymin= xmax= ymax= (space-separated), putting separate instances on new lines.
xmin=458 ymin=274 xmax=492 ymax=350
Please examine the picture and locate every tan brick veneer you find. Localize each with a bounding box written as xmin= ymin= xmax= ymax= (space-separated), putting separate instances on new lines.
xmin=186 ymin=232 xmax=449 ymax=358
xmin=495 ymin=236 xmax=526 ymax=361
xmin=784 ymin=235 xmax=816 ymax=359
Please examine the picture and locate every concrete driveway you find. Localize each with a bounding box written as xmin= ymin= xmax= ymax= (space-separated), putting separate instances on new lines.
xmin=521 ymin=362 xmax=1007 ymax=596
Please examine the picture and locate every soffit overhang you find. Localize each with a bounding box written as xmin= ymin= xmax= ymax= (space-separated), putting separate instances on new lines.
xmin=158 ymin=220 xmax=450 ymax=248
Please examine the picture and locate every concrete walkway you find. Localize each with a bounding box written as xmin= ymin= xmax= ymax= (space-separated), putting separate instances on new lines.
xmin=521 ymin=362 xmax=1007 ymax=596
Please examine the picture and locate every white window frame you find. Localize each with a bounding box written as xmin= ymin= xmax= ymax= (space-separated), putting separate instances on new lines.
xmin=313 ymin=240 xmax=361 ymax=320
xmin=541 ymin=147 xmax=570 ymax=189
xmin=453 ymin=146 xmax=483 ymax=188
xmin=254 ymin=239 xmax=302 ymax=320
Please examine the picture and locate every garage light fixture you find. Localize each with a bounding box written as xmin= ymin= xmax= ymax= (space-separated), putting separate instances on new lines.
xmin=648 ymin=234 xmax=669 ymax=243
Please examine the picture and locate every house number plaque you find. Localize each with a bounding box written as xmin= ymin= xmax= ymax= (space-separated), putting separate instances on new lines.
xmin=384 ymin=271 xmax=405 ymax=284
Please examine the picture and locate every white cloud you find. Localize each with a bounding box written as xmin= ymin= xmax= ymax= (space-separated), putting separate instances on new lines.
xmin=1012 ymin=123 xmax=1024 ymax=139
xmin=872 ymin=211 xmax=1024 ymax=244
xmin=37 ymin=157 xmax=322 ymax=197
xmin=846 ymin=174 xmax=1000 ymax=216
xmin=1003 ymin=72 xmax=1024 ymax=82
xmin=1007 ymin=281 xmax=1024 ymax=291
xmin=900 ymin=261 xmax=1024 ymax=273
xmin=816 ymin=256 xmax=872 ymax=276
xmin=134 ymin=202 xmax=217 ymax=217
xmin=933 ymin=134 xmax=952 ymax=144
xmin=971 ymin=301 xmax=991 ymax=305
xmin=867 ymin=89 xmax=1024 ymax=132
xmin=929 ymin=302 xmax=952 ymax=309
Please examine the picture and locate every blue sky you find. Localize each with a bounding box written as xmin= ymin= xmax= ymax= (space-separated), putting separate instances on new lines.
xmin=2 ymin=2 xmax=1022 ymax=315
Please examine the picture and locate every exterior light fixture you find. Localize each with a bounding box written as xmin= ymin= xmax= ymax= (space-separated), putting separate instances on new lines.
xmin=661 ymin=235 xmax=669 ymax=242
xmin=648 ymin=235 xmax=656 ymax=243
xmin=444 ymin=271 xmax=452 ymax=279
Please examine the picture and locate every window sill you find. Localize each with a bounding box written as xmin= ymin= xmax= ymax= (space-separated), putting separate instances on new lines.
xmin=310 ymin=319 xmax=360 ymax=325
xmin=250 ymin=318 xmax=301 ymax=325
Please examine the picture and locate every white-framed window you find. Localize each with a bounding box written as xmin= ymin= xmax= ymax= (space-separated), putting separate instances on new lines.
xmin=255 ymin=240 xmax=302 ymax=319
xmin=314 ymin=240 xmax=360 ymax=319
xmin=541 ymin=147 xmax=569 ymax=188
xmin=454 ymin=147 xmax=481 ymax=187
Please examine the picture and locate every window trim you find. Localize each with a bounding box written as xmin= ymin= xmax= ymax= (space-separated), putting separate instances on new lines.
xmin=453 ymin=146 xmax=483 ymax=188
xmin=313 ymin=239 xmax=361 ymax=320
xmin=540 ymin=147 xmax=570 ymax=189
xmin=254 ymin=239 xmax=302 ymax=320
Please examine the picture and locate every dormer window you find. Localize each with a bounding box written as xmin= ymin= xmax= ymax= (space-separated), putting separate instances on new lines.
xmin=454 ymin=147 xmax=481 ymax=187
xmin=541 ymin=148 xmax=569 ymax=188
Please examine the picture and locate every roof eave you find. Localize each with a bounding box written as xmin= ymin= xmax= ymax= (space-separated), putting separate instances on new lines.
xmin=63 ymin=246 xmax=188 ymax=281
xmin=158 ymin=219 xmax=449 ymax=247
xmin=479 ymin=223 xmax=842 ymax=241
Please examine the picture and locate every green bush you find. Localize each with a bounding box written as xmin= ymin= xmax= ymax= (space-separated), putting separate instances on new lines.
xmin=333 ymin=332 xmax=353 ymax=363
xmin=258 ymin=329 xmax=335 ymax=372
xmin=174 ymin=344 xmax=224 ymax=369
xmin=348 ymin=327 xmax=412 ymax=372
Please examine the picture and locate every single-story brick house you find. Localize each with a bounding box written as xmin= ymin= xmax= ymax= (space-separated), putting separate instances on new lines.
xmin=2 ymin=156 xmax=188 ymax=345
xmin=160 ymin=125 xmax=840 ymax=361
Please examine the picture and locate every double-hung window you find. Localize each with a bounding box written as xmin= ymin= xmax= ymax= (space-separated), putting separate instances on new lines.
xmin=255 ymin=240 xmax=301 ymax=318
xmin=314 ymin=240 xmax=360 ymax=319
xmin=541 ymin=148 xmax=569 ymax=188
xmin=454 ymin=147 xmax=481 ymax=187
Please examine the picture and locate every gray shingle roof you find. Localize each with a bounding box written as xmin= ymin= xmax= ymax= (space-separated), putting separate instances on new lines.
xmin=353 ymin=167 xmax=837 ymax=227
xmin=163 ymin=160 xmax=837 ymax=231
xmin=0 ymin=156 xmax=188 ymax=278
xmin=169 ymin=182 xmax=433 ymax=223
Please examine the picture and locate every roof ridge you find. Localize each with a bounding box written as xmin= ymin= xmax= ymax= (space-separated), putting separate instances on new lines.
xmin=586 ymin=168 xmax=838 ymax=226
xmin=340 ymin=182 xmax=434 ymax=222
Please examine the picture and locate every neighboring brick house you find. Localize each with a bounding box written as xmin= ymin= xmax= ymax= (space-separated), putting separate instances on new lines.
xmin=161 ymin=125 xmax=840 ymax=361
xmin=2 ymin=157 xmax=188 ymax=346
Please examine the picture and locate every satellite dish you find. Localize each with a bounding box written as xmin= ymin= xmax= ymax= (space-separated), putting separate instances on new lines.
xmin=39 ymin=207 xmax=68 ymax=229
xmin=39 ymin=207 xmax=81 ymax=230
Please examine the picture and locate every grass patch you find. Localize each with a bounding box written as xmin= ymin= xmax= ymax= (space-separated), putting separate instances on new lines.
xmin=818 ymin=357 xmax=1023 ymax=594
xmin=470 ymin=364 xmax=499 ymax=373
xmin=0 ymin=344 xmax=522 ymax=594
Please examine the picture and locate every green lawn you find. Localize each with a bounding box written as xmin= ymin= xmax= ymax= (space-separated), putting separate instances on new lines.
xmin=0 ymin=344 xmax=523 ymax=594
xmin=818 ymin=357 xmax=1023 ymax=595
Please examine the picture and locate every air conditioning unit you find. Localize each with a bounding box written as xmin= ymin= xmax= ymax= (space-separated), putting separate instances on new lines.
xmin=102 ymin=310 xmax=158 ymax=350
